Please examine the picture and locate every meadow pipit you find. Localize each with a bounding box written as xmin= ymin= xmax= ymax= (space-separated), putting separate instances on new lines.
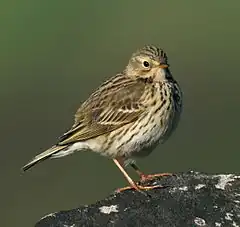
xmin=22 ymin=45 xmax=182 ymax=192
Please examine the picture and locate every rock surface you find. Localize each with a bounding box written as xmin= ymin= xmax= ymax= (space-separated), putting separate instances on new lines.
xmin=36 ymin=171 xmax=240 ymax=227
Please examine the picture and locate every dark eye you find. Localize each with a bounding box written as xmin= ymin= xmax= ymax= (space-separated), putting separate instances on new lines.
xmin=143 ymin=61 xmax=150 ymax=67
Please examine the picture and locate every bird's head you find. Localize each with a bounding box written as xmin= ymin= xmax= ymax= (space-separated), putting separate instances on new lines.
xmin=125 ymin=45 xmax=172 ymax=83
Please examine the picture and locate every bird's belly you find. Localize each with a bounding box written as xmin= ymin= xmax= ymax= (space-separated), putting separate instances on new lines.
xmin=104 ymin=111 xmax=175 ymax=158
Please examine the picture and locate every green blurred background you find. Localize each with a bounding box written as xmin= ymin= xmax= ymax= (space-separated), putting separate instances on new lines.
xmin=1 ymin=1 xmax=239 ymax=226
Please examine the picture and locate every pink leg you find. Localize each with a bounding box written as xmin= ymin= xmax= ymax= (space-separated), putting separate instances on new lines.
xmin=130 ymin=163 xmax=172 ymax=183
xmin=113 ymin=158 xmax=164 ymax=192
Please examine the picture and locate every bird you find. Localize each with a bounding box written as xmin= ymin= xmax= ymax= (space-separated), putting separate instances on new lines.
xmin=22 ymin=45 xmax=182 ymax=192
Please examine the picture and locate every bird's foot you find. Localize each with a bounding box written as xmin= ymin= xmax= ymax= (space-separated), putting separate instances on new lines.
xmin=115 ymin=184 xmax=164 ymax=193
xmin=139 ymin=172 xmax=173 ymax=183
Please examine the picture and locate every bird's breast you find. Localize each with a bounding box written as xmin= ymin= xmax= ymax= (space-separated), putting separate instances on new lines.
xmin=96 ymin=82 xmax=182 ymax=159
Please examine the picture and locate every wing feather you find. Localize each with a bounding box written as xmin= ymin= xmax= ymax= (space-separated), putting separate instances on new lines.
xmin=58 ymin=75 xmax=146 ymax=145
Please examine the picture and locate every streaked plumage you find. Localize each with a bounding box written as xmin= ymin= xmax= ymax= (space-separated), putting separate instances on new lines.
xmin=22 ymin=45 xmax=182 ymax=191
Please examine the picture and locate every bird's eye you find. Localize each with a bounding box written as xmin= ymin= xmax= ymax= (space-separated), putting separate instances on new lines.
xmin=143 ymin=61 xmax=150 ymax=68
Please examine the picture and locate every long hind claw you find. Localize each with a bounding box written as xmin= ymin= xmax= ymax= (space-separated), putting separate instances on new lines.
xmin=140 ymin=173 xmax=173 ymax=183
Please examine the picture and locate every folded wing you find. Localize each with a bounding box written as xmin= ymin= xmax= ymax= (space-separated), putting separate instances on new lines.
xmin=58 ymin=75 xmax=146 ymax=145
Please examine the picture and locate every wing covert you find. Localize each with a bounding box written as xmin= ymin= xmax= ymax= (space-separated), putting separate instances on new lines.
xmin=58 ymin=75 xmax=146 ymax=145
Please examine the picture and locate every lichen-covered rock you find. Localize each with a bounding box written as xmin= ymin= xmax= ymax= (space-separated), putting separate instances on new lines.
xmin=35 ymin=171 xmax=240 ymax=227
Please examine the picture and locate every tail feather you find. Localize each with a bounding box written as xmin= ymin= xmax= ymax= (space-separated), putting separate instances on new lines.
xmin=22 ymin=145 xmax=68 ymax=172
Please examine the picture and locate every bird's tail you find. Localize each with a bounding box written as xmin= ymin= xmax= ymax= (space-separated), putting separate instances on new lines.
xmin=22 ymin=145 xmax=68 ymax=172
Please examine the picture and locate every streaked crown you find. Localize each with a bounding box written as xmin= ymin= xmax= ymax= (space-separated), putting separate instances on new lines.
xmin=132 ymin=45 xmax=168 ymax=65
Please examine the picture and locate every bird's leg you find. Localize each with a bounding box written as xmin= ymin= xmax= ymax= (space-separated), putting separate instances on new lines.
xmin=113 ymin=158 xmax=163 ymax=192
xmin=130 ymin=163 xmax=172 ymax=183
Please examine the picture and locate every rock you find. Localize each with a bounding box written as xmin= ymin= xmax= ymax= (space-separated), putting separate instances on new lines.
xmin=35 ymin=171 xmax=240 ymax=227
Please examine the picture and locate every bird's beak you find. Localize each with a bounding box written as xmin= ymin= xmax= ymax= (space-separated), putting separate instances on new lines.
xmin=159 ymin=64 xmax=169 ymax=69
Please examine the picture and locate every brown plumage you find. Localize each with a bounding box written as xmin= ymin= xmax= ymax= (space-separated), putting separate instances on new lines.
xmin=22 ymin=45 xmax=182 ymax=192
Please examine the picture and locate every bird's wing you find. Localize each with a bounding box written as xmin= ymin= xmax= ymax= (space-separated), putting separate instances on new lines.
xmin=57 ymin=75 xmax=146 ymax=145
